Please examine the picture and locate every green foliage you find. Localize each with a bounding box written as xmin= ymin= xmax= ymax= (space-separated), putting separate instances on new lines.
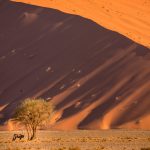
xmin=13 ymin=98 xmax=54 ymax=140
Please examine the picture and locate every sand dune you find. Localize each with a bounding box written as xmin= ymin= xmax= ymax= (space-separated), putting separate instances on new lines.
xmin=12 ymin=0 xmax=150 ymax=48
xmin=0 ymin=1 xmax=150 ymax=130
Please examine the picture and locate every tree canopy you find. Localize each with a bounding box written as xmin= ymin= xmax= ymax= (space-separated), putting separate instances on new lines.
xmin=13 ymin=98 xmax=54 ymax=140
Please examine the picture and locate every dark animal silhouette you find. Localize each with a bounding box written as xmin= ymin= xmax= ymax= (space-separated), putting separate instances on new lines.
xmin=12 ymin=134 xmax=24 ymax=141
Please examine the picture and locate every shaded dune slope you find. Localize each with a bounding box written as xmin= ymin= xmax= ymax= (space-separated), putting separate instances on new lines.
xmin=0 ymin=1 xmax=150 ymax=129
xmin=12 ymin=0 xmax=150 ymax=48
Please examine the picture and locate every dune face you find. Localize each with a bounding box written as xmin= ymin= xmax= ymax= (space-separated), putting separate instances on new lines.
xmin=12 ymin=0 xmax=150 ymax=48
xmin=0 ymin=1 xmax=150 ymax=130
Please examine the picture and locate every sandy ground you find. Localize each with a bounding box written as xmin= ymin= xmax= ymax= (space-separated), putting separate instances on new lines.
xmin=0 ymin=130 xmax=150 ymax=150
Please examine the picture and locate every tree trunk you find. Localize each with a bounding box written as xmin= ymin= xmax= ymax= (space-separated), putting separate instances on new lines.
xmin=30 ymin=128 xmax=36 ymax=140
xmin=25 ymin=125 xmax=30 ymax=140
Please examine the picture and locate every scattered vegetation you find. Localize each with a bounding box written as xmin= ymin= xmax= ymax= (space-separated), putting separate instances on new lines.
xmin=0 ymin=127 xmax=149 ymax=150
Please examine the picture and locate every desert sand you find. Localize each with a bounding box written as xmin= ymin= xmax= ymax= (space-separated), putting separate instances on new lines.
xmin=0 ymin=130 xmax=150 ymax=150
xmin=0 ymin=0 xmax=150 ymax=130
xmin=11 ymin=0 xmax=150 ymax=48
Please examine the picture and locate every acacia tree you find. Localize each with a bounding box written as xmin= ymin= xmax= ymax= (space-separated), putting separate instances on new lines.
xmin=13 ymin=98 xmax=54 ymax=140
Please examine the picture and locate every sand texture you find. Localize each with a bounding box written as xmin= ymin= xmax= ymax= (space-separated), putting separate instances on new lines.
xmin=0 ymin=1 xmax=150 ymax=130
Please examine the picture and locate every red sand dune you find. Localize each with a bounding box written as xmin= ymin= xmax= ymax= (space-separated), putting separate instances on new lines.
xmin=12 ymin=0 xmax=150 ymax=48
xmin=0 ymin=0 xmax=150 ymax=130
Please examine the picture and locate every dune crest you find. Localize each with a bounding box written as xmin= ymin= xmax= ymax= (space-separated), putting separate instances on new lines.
xmin=12 ymin=0 xmax=150 ymax=48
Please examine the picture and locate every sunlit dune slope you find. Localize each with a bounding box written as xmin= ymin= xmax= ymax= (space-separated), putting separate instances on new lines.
xmin=0 ymin=1 xmax=150 ymax=130
xmin=12 ymin=0 xmax=150 ymax=48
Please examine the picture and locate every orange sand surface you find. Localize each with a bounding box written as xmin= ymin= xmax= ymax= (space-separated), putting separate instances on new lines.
xmin=12 ymin=0 xmax=150 ymax=48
